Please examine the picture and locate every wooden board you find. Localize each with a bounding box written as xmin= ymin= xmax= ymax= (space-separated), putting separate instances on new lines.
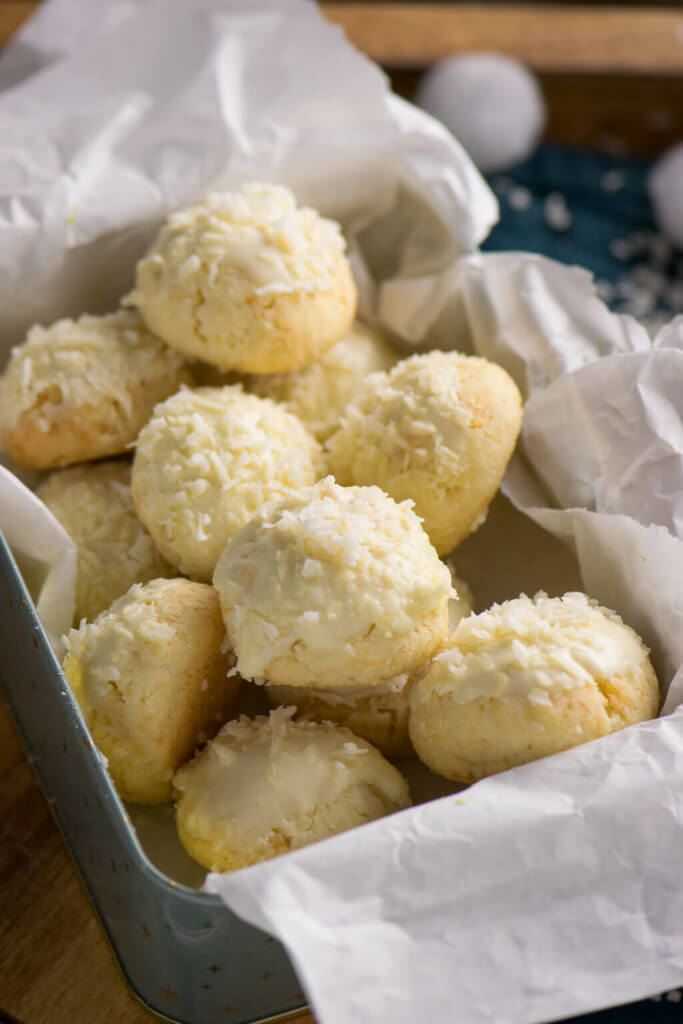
xmin=1 ymin=2 xmax=683 ymax=73
xmin=322 ymin=3 xmax=683 ymax=72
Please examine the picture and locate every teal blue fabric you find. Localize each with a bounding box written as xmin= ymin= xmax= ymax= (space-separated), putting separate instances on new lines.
xmin=482 ymin=143 xmax=681 ymax=320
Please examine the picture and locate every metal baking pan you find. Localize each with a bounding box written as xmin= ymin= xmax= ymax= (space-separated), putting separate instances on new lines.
xmin=0 ymin=528 xmax=307 ymax=1024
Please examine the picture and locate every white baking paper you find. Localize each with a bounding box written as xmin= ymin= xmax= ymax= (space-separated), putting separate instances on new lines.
xmin=0 ymin=465 xmax=76 ymax=650
xmin=0 ymin=0 xmax=146 ymax=90
xmin=0 ymin=0 xmax=497 ymax=348
xmin=454 ymin=250 xmax=652 ymax=393
xmin=3 ymin=3 xmax=683 ymax=1024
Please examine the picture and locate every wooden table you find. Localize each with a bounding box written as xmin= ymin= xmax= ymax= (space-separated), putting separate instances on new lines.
xmin=0 ymin=2 xmax=681 ymax=1021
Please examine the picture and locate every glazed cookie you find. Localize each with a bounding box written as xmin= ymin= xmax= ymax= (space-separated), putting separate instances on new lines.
xmin=126 ymin=183 xmax=357 ymax=373
xmin=37 ymin=460 xmax=174 ymax=625
xmin=0 ymin=311 xmax=192 ymax=470
xmin=246 ymin=322 xmax=398 ymax=443
xmin=131 ymin=386 xmax=323 ymax=582
xmin=213 ymin=477 xmax=451 ymax=688
xmin=325 ymin=351 xmax=523 ymax=555
xmin=62 ymin=578 xmax=240 ymax=804
xmin=409 ymin=592 xmax=660 ymax=782
xmin=265 ymin=569 xmax=474 ymax=758
xmin=173 ymin=708 xmax=411 ymax=872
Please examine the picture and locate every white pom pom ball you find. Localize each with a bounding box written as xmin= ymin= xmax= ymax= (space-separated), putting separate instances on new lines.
xmin=648 ymin=144 xmax=683 ymax=249
xmin=416 ymin=53 xmax=546 ymax=174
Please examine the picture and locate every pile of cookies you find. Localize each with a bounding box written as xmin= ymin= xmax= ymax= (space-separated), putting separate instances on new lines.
xmin=0 ymin=181 xmax=661 ymax=874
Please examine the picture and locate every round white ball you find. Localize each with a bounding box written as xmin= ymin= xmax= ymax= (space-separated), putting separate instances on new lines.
xmin=416 ymin=53 xmax=546 ymax=174
xmin=648 ymin=144 xmax=683 ymax=249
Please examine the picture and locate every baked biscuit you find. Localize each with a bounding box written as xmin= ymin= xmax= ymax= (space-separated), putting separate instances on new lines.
xmin=173 ymin=708 xmax=411 ymax=872
xmin=265 ymin=675 xmax=416 ymax=760
xmin=409 ymin=591 xmax=660 ymax=782
xmin=37 ymin=459 xmax=174 ymax=625
xmin=246 ymin=322 xmax=398 ymax=442
xmin=266 ymin=568 xmax=474 ymax=757
xmin=62 ymin=578 xmax=240 ymax=803
xmin=325 ymin=351 xmax=523 ymax=555
xmin=131 ymin=385 xmax=323 ymax=582
xmin=213 ymin=477 xmax=451 ymax=688
xmin=126 ymin=183 xmax=357 ymax=373
xmin=0 ymin=311 xmax=192 ymax=470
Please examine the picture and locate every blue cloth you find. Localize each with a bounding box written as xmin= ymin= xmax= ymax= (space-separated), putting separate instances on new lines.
xmin=482 ymin=143 xmax=681 ymax=323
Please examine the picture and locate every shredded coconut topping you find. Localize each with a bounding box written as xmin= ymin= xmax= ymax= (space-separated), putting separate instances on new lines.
xmin=214 ymin=477 xmax=450 ymax=681
xmin=128 ymin=182 xmax=347 ymax=306
xmin=427 ymin=591 xmax=653 ymax=703
xmin=0 ymin=310 xmax=188 ymax=435
xmin=132 ymin=385 xmax=323 ymax=581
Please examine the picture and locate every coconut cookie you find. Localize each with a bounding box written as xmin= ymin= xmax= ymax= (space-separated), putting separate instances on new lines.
xmin=173 ymin=708 xmax=411 ymax=872
xmin=213 ymin=477 xmax=451 ymax=688
xmin=131 ymin=386 xmax=323 ymax=582
xmin=409 ymin=592 xmax=660 ymax=783
xmin=246 ymin=322 xmax=398 ymax=443
xmin=265 ymin=569 xmax=474 ymax=758
xmin=325 ymin=351 xmax=523 ymax=555
xmin=0 ymin=311 xmax=192 ymax=470
xmin=62 ymin=578 xmax=240 ymax=804
xmin=37 ymin=460 xmax=174 ymax=625
xmin=126 ymin=183 xmax=357 ymax=373
xmin=265 ymin=675 xmax=416 ymax=760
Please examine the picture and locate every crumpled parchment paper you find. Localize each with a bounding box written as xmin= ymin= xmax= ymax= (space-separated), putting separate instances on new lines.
xmin=2 ymin=3 xmax=683 ymax=1023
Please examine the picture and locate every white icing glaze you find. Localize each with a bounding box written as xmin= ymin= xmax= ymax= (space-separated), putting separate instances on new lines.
xmin=269 ymin=673 xmax=412 ymax=711
xmin=64 ymin=579 xmax=182 ymax=710
xmin=429 ymin=592 xmax=651 ymax=703
xmin=173 ymin=708 xmax=410 ymax=844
